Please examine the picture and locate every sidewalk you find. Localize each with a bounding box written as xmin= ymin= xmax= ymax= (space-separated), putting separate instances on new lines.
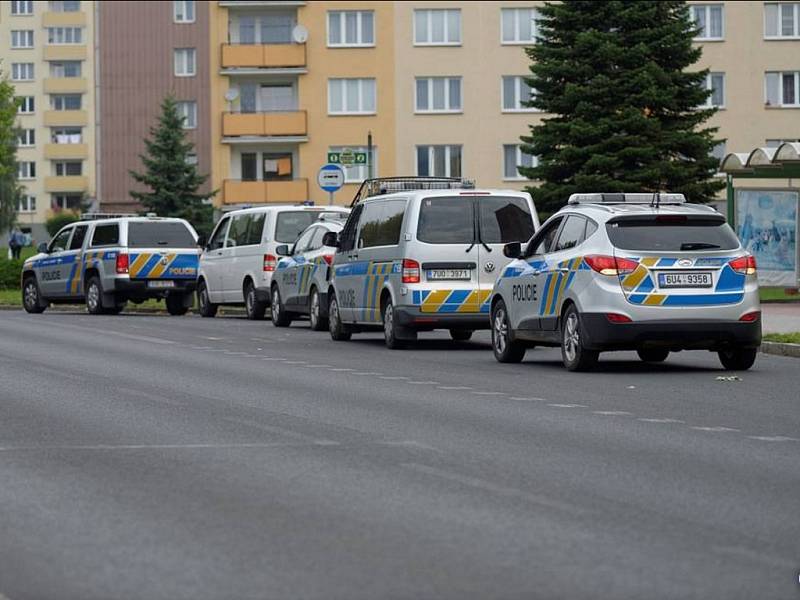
xmin=761 ymin=303 xmax=800 ymax=334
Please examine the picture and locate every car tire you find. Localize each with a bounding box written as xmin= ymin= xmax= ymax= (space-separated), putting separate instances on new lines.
xmin=85 ymin=276 xmax=106 ymax=315
xmin=561 ymin=304 xmax=599 ymax=372
xmin=309 ymin=288 xmax=327 ymax=331
xmin=382 ymin=298 xmax=409 ymax=350
xmin=22 ymin=276 xmax=47 ymax=314
xmin=197 ymin=279 xmax=218 ymax=318
xmin=271 ymin=286 xmax=291 ymax=327
xmin=718 ymin=347 xmax=757 ymax=371
xmin=328 ymin=293 xmax=352 ymax=341
xmin=637 ymin=348 xmax=669 ymax=363
xmin=165 ymin=294 xmax=189 ymax=316
xmin=244 ymin=280 xmax=267 ymax=320
xmin=106 ymin=302 xmax=126 ymax=316
xmin=491 ymin=300 xmax=526 ymax=363
xmin=449 ymin=329 xmax=473 ymax=342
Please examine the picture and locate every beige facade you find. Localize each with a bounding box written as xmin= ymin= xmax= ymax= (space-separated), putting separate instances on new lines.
xmin=1 ymin=0 xmax=96 ymax=242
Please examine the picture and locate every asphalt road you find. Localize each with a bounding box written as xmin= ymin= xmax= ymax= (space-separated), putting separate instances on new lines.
xmin=0 ymin=309 xmax=798 ymax=600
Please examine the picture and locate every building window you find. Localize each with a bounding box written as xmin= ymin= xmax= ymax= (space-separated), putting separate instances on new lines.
xmin=11 ymin=63 xmax=34 ymax=81
xmin=186 ymin=153 xmax=198 ymax=165
xmin=50 ymin=61 xmax=81 ymax=78
xmin=176 ymin=101 xmax=197 ymax=128
xmin=328 ymin=78 xmax=376 ymax=115
xmin=49 ymin=1 xmax=80 ymax=11
xmin=17 ymin=129 xmax=35 ymax=147
xmin=765 ymin=3 xmax=800 ymax=38
xmin=11 ymin=1 xmax=34 ymax=15
xmin=174 ymin=0 xmax=195 ymax=23
xmin=415 ymin=77 xmax=462 ymax=113
xmin=54 ymin=161 xmax=82 ymax=176
xmin=765 ymin=71 xmax=800 ymax=107
xmin=329 ymin=146 xmax=377 ymax=183
xmin=328 ymin=10 xmax=374 ymax=46
xmin=701 ymin=72 xmax=725 ymax=108
xmin=51 ymin=194 xmax=82 ymax=211
xmin=414 ymin=9 xmax=461 ymax=45
xmin=47 ymin=27 xmax=83 ymax=44
xmin=690 ymin=4 xmax=724 ymax=40
xmin=501 ymin=8 xmax=538 ymax=44
xmin=416 ymin=145 xmax=462 ymax=177
xmin=502 ymin=76 xmax=536 ymax=111
xmin=503 ymin=145 xmax=537 ymax=180
xmin=52 ymin=127 xmax=82 ymax=143
xmin=174 ymin=48 xmax=196 ymax=77
xmin=17 ymin=195 xmax=36 ymax=213
xmin=17 ymin=96 xmax=34 ymax=114
xmin=51 ymin=94 xmax=82 ymax=110
xmin=18 ymin=161 xmax=36 ymax=180
xmin=11 ymin=30 xmax=34 ymax=48
xmin=238 ymin=13 xmax=295 ymax=45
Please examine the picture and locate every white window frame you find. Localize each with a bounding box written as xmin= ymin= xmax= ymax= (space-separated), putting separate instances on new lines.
xmin=50 ymin=61 xmax=81 ymax=78
xmin=11 ymin=30 xmax=34 ymax=48
xmin=18 ymin=195 xmax=36 ymax=213
xmin=49 ymin=1 xmax=81 ymax=11
xmin=11 ymin=1 xmax=34 ymax=15
xmin=327 ymin=10 xmax=375 ymax=47
xmin=500 ymin=7 xmax=539 ymax=44
xmin=765 ymin=71 xmax=800 ymax=107
xmin=502 ymin=76 xmax=538 ymax=112
xmin=18 ymin=161 xmax=36 ymax=180
xmin=503 ymin=144 xmax=537 ymax=181
xmin=415 ymin=145 xmax=462 ymax=178
xmin=327 ymin=78 xmax=377 ymax=115
xmin=54 ymin=160 xmax=83 ymax=176
xmin=701 ymin=72 xmax=725 ymax=108
xmin=413 ymin=9 xmax=461 ymax=46
xmin=174 ymin=48 xmax=196 ymax=77
xmin=47 ymin=27 xmax=83 ymax=45
xmin=690 ymin=4 xmax=725 ymax=41
xmin=17 ymin=96 xmax=35 ymax=114
xmin=329 ymin=145 xmax=378 ymax=183
xmin=176 ymin=101 xmax=197 ymax=129
xmin=52 ymin=127 xmax=83 ymax=144
xmin=414 ymin=77 xmax=462 ymax=113
xmin=764 ymin=2 xmax=800 ymax=39
xmin=11 ymin=63 xmax=35 ymax=81
xmin=17 ymin=129 xmax=35 ymax=147
xmin=173 ymin=0 xmax=195 ymax=23
xmin=51 ymin=94 xmax=81 ymax=110
xmin=52 ymin=194 xmax=82 ymax=211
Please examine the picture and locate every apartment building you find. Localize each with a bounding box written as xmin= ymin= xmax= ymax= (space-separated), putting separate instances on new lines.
xmin=1 ymin=0 xmax=97 ymax=243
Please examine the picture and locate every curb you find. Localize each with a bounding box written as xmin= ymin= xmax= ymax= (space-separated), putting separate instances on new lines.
xmin=760 ymin=341 xmax=800 ymax=358
xmin=0 ymin=304 xmax=247 ymax=316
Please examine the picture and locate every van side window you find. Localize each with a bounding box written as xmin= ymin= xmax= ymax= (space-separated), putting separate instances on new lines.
xmin=208 ymin=217 xmax=229 ymax=251
xmin=553 ymin=215 xmax=587 ymax=252
xmin=228 ymin=214 xmax=252 ymax=247
xmin=338 ymin=204 xmax=363 ymax=253
xmin=247 ymin=212 xmax=266 ymax=245
xmin=358 ymin=200 xmax=405 ymax=248
xmin=91 ymin=224 xmax=119 ymax=247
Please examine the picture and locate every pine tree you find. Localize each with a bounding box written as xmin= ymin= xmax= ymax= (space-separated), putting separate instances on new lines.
xmin=129 ymin=96 xmax=214 ymax=235
xmin=519 ymin=1 xmax=725 ymax=215
xmin=0 ymin=71 xmax=21 ymax=236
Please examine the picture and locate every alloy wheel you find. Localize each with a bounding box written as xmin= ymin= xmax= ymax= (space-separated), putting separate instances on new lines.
xmin=493 ymin=308 xmax=508 ymax=354
xmin=563 ymin=313 xmax=580 ymax=363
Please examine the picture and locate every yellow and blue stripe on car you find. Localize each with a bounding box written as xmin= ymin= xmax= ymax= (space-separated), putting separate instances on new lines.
xmin=128 ymin=252 xmax=198 ymax=280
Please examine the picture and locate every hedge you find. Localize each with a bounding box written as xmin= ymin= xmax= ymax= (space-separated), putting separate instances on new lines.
xmin=0 ymin=257 xmax=23 ymax=289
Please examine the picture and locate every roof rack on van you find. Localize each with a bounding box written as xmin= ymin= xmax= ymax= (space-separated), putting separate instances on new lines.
xmin=79 ymin=212 xmax=140 ymax=220
xmin=317 ymin=211 xmax=348 ymax=222
xmin=567 ymin=193 xmax=686 ymax=206
xmin=350 ymin=177 xmax=475 ymax=206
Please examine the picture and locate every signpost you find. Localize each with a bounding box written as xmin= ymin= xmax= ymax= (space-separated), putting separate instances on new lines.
xmin=327 ymin=151 xmax=368 ymax=166
xmin=317 ymin=163 xmax=345 ymax=205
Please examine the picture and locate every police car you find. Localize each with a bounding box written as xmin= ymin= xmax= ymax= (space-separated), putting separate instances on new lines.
xmin=270 ymin=213 xmax=349 ymax=330
xmin=490 ymin=193 xmax=761 ymax=371
xmin=21 ymin=215 xmax=199 ymax=315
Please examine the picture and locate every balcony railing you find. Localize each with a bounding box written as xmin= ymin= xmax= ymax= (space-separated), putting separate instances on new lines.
xmin=223 ymin=179 xmax=308 ymax=204
xmin=43 ymin=110 xmax=88 ymax=126
xmin=222 ymin=110 xmax=307 ymax=137
xmin=44 ymin=143 xmax=88 ymax=160
xmin=221 ymin=43 xmax=306 ymax=69
xmin=44 ymin=175 xmax=88 ymax=193
xmin=43 ymin=77 xmax=88 ymax=94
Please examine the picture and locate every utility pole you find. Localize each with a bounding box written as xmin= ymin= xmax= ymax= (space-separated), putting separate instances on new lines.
xmin=367 ymin=130 xmax=373 ymax=179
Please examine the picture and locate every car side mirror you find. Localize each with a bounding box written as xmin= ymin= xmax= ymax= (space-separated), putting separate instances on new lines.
xmin=196 ymin=234 xmax=207 ymax=249
xmin=275 ymin=244 xmax=290 ymax=257
xmin=503 ymin=241 xmax=522 ymax=259
xmin=37 ymin=242 xmax=48 ymax=254
xmin=322 ymin=232 xmax=339 ymax=248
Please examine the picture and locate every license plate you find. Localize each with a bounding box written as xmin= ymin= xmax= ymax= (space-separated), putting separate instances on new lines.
xmin=427 ymin=269 xmax=471 ymax=280
xmin=658 ymin=272 xmax=712 ymax=288
xmin=147 ymin=280 xmax=175 ymax=289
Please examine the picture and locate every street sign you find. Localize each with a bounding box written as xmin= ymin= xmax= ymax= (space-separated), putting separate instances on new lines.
xmin=328 ymin=151 xmax=368 ymax=166
xmin=317 ymin=163 xmax=345 ymax=193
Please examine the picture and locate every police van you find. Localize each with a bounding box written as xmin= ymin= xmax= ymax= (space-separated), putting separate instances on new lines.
xmin=21 ymin=215 xmax=200 ymax=315
xmin=324 ymin=177 xmax=540 ymax=348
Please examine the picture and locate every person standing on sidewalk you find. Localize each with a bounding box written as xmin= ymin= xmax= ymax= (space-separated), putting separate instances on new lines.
xmin=8 ymin=227 xmax=23 ymax=259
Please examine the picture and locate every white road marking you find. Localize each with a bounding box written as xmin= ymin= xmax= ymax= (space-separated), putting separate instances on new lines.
xmin=284 ymin=360 xmax=307 ymax=365
xmin=408 ymin=381 xmax=439 ymax=385
xmin=203 ymin=337 xmax=222 ymax=340
xmin=304 ymin=364 xmax=332 ymax=368
xmin=352 ymin=372 xmax=381 ymax=376
xmin=329 ymin=368 xmax=355 ymax=372
xmin=691 ymin=426 xmax=740 ymax=432
xmin=438 ymin=386 xmax=472 ymax=390
xmin=471 ymin=391 xmax=505 ymax=396
xmin=222 ymin=417 xmax=339 ymax=446
xmin=509 ymin=397 xmax=548 ymax=402
xmin=379 ymin=440 xmax=440 ymax=452
xmin=262 ymin=357 xmax=286 ymax=361
xmin=747 ymin=435 xmax=800 ymax=442
xmin=0 ymin=442 xmax=310 ymax=452
xmin=379 ymin=376 xmax=409 ymax=380
xmin=548 ymin=403 xmax=587 ymax=408
xmin=638 ymin=418 xmax=685 ymax=424
xmin=593 ymin=411 xmax=633 ymax=416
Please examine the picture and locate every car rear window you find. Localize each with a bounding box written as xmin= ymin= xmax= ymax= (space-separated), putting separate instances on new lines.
xmin=127 ymin=222 xmax=196 ymax=248
xmin=417 ymin=197 xmax=474 ymax=244
xmin=275 ymin=211 xmax=320 ymax=243
xmin=606 ymin=216 xmax=740 ymax=251
xmin=479 ymin=196 xmax=535 ymax=244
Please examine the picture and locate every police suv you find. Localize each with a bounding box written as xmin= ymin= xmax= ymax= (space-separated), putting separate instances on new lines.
xmin=490 ymin=193 xmax=761 ymax=371
xmin=21 ymin=215 xmax=199 ymax=315
xmin=324 ymin=177 xmax=539 ymax=348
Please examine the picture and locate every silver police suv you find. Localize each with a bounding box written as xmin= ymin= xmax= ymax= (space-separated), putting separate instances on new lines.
xmin=22 ymin=215 xmax=199 ymax=315
xmin=490 ymin=193 xmax=761 ymax=371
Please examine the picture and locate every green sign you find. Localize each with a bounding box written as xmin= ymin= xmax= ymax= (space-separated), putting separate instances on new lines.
xmin=328 ymin=151 xmax=368 ymax=166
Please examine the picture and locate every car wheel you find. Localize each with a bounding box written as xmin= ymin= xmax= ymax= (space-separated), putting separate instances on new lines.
xmin=244 ymin=280 xmax=267 ymax=320
xmin=22 ymin=276 xmax=47 ymax=314
xmin=491 ymin=300 xmax=526 ymax=363
xmin=197 ymin=280 xmax=218 ymax=318
xmin=449 ymin=329 xmax=473 ymax=342
xmin=328 ymin=293 xmax=351 ymax=341
xmin=105 ymin=302 xmax=126 ymax=316
xmin=718 ymin=347 xmax=757 ymax=371
xmin=561 ymin=304 xmax=598 ymax=371
xmin=309 ymin=288 xmax=327 ymax=331
xmin=382 ymin=298 xmax=409 ymax=350
xmin=637 ymin=348 xmax=669 ymax=363
xmin=165 ymin=294 xmax=189 ymax=316
xmin=85 ymin=276 xmax=105 ymax=315
xmin=271 ymin=286 xmax=291 ymax=327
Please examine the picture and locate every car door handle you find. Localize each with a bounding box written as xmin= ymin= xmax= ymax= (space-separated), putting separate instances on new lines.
xmin=557 ymin=268 xmax=570 ymax=273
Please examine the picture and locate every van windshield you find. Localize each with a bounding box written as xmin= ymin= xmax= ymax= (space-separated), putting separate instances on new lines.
xmin=127 ymin=222 xmax=196 ymax=248
xmin=276 ymin=211 xmax=320 ymax=243
xmin=606 ymin=216 xmax=740 ymax=251
xmin=416 ymin=197 xmax=474 ymax=244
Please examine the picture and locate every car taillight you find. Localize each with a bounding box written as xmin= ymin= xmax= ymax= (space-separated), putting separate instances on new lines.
xmin=263 ymin=254 xmax=277 ymax=272
xmin=322 ymin=254 xmax=333 ymax=265
xmin=402 ymin=259 xmax=420 ymax=284
xmin=584 ymin=255 xmax=639 ymax=276
xmin=729 ymin=255 xmax=756 ymax=275
xmin=606 ymin=313 xmax=632 ymax=323
xmin=739 ymin=311 xmax=760 ymax=322
xmin=115 ymin=253 xmax=129 ymax=274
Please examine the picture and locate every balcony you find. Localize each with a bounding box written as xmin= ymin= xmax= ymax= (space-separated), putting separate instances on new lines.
xmin=44 ymin=143 xmax=88 ymax=160
xmin=43 ymin=77 xmax=88 ymax=94
xmin=221 ymin=43 xmax=306 ymax=69
xmin=42 ymin=11 xmax=87 ymax=27
xmin=223 ymin=179 xmax=308 ymax=204
xmin=43 ymin=45 xmax=87 ymax=61
xmin=44 ymin=110 xmax=88 ymax=127
xmin=44 ymin=175 xmax=89 ymax=193
xmin=222 ymin=111 xmax=307 ymax=138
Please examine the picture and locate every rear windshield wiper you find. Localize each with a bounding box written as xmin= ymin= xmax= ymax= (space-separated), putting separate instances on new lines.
xmin=680 ymin=242 xmax=720 ymax=250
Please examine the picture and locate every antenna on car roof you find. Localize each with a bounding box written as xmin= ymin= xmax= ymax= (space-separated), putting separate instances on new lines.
xmin=650 ymin=191 xmax=661 ymax=209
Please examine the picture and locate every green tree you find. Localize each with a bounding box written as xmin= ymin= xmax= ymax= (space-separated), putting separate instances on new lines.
xmin=129 ymin=96 xmax=214 ymax=235
xmin=0 ymin=70 xmax=20 ymax=236
xmin=519 ymin=1 xmax=725 ymax=215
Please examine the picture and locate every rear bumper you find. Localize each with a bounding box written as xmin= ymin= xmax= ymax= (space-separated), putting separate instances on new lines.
xmin=395 ymin=306 xmax=489 ymax=330
xmin=581 ymin=313 xmax=762 ymax=351
xmin=113 ymin=278 xmax=196 ymax=298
